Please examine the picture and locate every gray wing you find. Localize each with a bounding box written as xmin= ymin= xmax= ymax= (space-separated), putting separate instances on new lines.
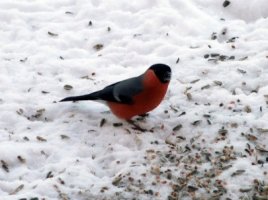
xmin=94 ymin=74 xmax=144 ymax=104
xmin=60 ymin=74 xmax=144 ymax=104
xmin=112 ymin=74 xmax=144 ymax=104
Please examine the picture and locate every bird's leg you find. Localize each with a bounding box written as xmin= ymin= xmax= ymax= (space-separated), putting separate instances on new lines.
xmin=136 ymin=113 xmax=149 ymax=121
xmin=127 ymin=120 xmax=147 ymax=132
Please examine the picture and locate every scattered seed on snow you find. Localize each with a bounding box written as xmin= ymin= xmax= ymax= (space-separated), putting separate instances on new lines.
xmin=100 ymin=118 xmax=106 ymax=127
xmin=65 ymin=11 xmax=74 ymax=15
xmin=64 ymin=85 xmax=73 ymax=90
xmin=16 ymin=108 xmax=24 ymax=115
xmin=93 ymin=44 xmax=104 ymax=51
xmin=113 ymin=122 xmax=123 ymax=127
xmin=211 ymin=32 xmax=217 ymax=40
xmin=46 ymin=171 xmax=53 ymax=178
xmin=60 ymin=135 xmax=70 ymax=140
xmin=178 ymin=111 xmax=186 ymax=117
xmin=255 ymin=145 xmax=268 ymax=153
xmin=223 ymin=0 xmax=231 ymax=7
xmin=190 ymin=79 xmax=200 ymax=84
xmin=41 ymin=91 xmax=49 ymax=94
xmin=48 ymin=31 xmax=58 ymax=37
xmin=218 ymin=128 xmax=228 ymax=136
xmin=1 ymin=160 xmax=9 ymax=172
xmin=17 ymin=155 xmax=26 ymax=163
xmin=213 ymin=80 xmax=222 ymax=86
xmin=201 ymin=84 xmax=210 ymax=90
xmin=173 ymin=124 xmax=182 ymax=132
xmin=9 ymin=184 xmax=24 ymax=195
xmin=112 ymin=176 xmax=122 ymax=186
xmin=192 ymin=120 xmax=202 ymax=126
xmin=245 ymin=134 xmax=257 ymax=142
xmin=231 ymin=169 xmax=245 ymax=177
xmin=244 ymin=105 xmax=252 ymax=113
xmin=239 ymin=56 xmax=248 ymax=61
xmin=58 ymin=178 xmax=65 ymax=185
xmin=237 ymin=68 xmax=247 ymax=74
xmin=257 ymin=128 xmax=268 ymax=133
xmin=36 ymin=136 xmax=47 ymax=142
xmin=211 ymin=53 xmax=220 ymax=57
xmin=186 ymin=93 xmax=192 ymax=100
xmin=204 ymin=54 xmax=209 ymax=59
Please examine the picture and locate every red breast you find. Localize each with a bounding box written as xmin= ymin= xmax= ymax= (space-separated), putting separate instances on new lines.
xmin=107 ymin=69 xmax=169 ymax=119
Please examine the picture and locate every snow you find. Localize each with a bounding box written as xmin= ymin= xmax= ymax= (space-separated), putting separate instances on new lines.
xmin=0 ymin=0 xmax=268 ymax=199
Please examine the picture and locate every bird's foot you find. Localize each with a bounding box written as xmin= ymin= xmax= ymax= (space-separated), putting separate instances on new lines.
xmin=127 ymin=120 xmax=147 ymax=132
xmin=136 ymin=113 xmax=149 ymax=121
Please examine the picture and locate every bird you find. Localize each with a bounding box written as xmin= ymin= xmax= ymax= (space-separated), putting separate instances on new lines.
xmin=60 ymin=63 xmax=171 ymax=120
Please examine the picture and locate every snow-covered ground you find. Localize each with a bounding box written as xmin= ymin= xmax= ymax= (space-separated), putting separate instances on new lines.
xmin=1 ymin=0 xmax=268 ymax=199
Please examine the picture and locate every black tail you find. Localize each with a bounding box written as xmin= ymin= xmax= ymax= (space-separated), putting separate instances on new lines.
xmin=60 ymin=92 xmax=99 ymax=102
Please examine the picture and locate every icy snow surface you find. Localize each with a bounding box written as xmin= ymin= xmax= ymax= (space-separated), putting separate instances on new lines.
xmin=0 ymin=0 xmax=268 ymax=199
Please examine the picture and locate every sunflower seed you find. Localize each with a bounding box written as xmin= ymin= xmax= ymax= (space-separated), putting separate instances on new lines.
xmin=48 ymin=31 xmax=58 ymax=37
xmin=223 ymin=0 xmax=230 ymax=7
xmin=93 ymin=44 xmax=104 ymax=51
xmin=64 ymin=85 xmax=73 ymax=90
xmin=231 ymin=169 xmax=245 ymax=177
xmin=173 ymin=124 xmax=182 ymax=132
xmin=10 ymin=184 xmax=24 ymax=195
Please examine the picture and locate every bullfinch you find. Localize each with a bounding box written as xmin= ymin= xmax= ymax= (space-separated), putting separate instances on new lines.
xmin=60 ymin=64 xmax=171 ymax=119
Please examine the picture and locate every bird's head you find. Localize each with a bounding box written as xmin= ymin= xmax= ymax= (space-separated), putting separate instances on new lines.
xmin=149 ymin=64 xmax=172 ymax=83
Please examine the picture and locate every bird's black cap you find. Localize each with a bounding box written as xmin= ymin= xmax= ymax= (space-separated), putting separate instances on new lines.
xmin=149 ymin=64 xmax=171 ymax=83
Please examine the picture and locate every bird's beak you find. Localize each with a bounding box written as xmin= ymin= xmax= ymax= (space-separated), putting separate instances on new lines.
xmin=163 ymin=71 xmax=171 ymax=82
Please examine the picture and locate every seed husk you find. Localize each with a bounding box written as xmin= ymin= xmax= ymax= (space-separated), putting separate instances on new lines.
xmin=231 ymin=169 xmax=245 ymax=177
xmin=113 ymin=123 xmax=123 ymax=127
xmin=239 ymin=56 xmax=248 ymax=61
xmin=190 ymin=79 xmax=200 ymax=84
xmin=112 ymin=176 xmax=122 ymax=186
xmin=237 ymin=68 xmax=247 ymax=74
xmin=211 ymin=53 xmax=220 ymax=57
xmin=255 ymin=145 xmax=268 ymax=153
xmin=36 ymin=136 xmax=47 ymax=142
xmin=223 ymin=0 xmax=231 ymax=7
xmin=173 ymin=124 xmax=182 ymax=132
xmin=64 ymin=85 xmax=73 ymax=90
xmin=257 ymin=128 xmax=268 ymax=133
xmin=244 ymin=105 xmax=252 ymax=113
xmin=48 ymin=31 xmax=58 ymax=37
xmin=186 ymin=93 xmax=192 ymax=100
xmin=42 ymin=91 xmax=49 ymax=94
xmin=60 ymin=135 xmax=70 ymax=140
xmin=192 ymin=120 xmax=202 ymax=126
xmin=178 ymin=111 xmax=186 ymax=117
xmin=204 ymin=54 xmax=209 ymax=59
xmin=100 ymin=118 xmax=106 ymax=127
xmin=93 ymin=44 xmax=104 ymax=51
xmin=10 ymin=184 xmax=24 ymax=195
xmin=46 ymin=171 xmax=53 ymax=178
xmin=211 ymin=32 xmax=217 ymax=40
xmin=214 ymin=80 xmax=222 ymax=86
xmin=245 ymin=134 xmax=257 ymax=141
xmin=65 ymin=11 xmax=74 ymax=15
xmin=201 ymin=84 xmax=210 ymax=90
xmin=218 ymin=128 xmax=228 ymax=136
xmin=17 ymin=155 xmax=26 ymax=163
xmin=1 ymin=160 xmax=9 ymax=172
xmin=239 ymin=188 xmax=252 ymax=193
